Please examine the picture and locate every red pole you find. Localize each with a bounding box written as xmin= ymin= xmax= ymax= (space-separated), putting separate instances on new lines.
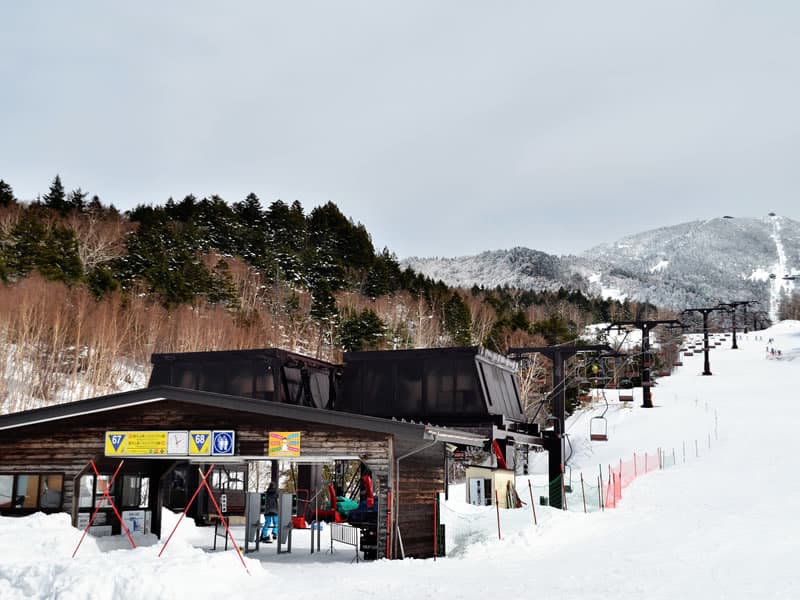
xmin=527 ymin=480 xmax=537 ymax=525
xmin=159 ymin=464 xmax=215 ymax=557
xmin=72 ymin=460 xmax=125 ymax=558
xmin=495 ymin=489 xmax=501 ymax=540
xmin=433 ymin=494 xmax=437 ymax=562
xmin=199 ymin=468 xmax=250 ymax=575
xmin=634 ymin=452 xmax=637 ymax=477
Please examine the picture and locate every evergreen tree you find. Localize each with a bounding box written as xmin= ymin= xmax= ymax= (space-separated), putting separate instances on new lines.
xmin=66 ymin=188 xmax=88 ymax=213
xmin=86 ymin=265 xmax=120 ymax=299
xmin=532 ymin=313 xmax=574 ymax=345
xmin=339 ymin=309 xmax=386 ymax=352
xmin=266 ymin=200 xmax=306 ymax=282
xmin=42 ymin=175 xmax=67 ymax=213
xmin=8 ymin=212 xmax=47 ymax=277
xmin=364 ymin=248 xmax=402 ymax=297
xmin=443 ymin=292 xmax=472 ymax=345
xmin=0 ymin=180 xmax=16 ymax=206
xmin=232 ymin=193 xmax=269 ymax=263
xmin=37 ymin=225 xmax=83 ymax=283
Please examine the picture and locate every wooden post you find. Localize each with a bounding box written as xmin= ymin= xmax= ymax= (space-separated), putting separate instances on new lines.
xmin=527 ymin=480 xmax=537 ymax=525
xmin=580 ymin=473 xmax=587 ymax=513
xmin=597 ymin=476 xmax=603 ymax=511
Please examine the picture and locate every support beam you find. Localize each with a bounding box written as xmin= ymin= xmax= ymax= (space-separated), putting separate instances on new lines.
xmin=607 ymin=321 xmax=680 ymax=408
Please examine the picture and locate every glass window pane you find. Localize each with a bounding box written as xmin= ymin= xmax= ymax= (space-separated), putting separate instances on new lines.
xmin=122 ymin=475 xmax=140 ymax=507
xmin=78 ymin=475 xmax=94 ymax=508
xmin=17 ymin=475 xmax=40 ymax=509
xmin=138 ymin=478 xmax=150 ymax=508
xmin=0 ymin=475 xmax=13 ymax=508
xmin=39 ymin=474 xmax=63 ymax=509
xmin=95 ymin=475 xmax=114 ymax=507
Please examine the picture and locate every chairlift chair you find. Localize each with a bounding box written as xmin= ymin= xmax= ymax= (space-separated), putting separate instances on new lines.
xmin=590 ymin=416 xmax=608 ymax=441
xmin=589 ymin=387 xmax=610 ymax=441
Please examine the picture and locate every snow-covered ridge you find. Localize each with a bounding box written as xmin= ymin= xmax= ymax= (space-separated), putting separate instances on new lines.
xmin=403 ymin=215 xmax=800 ymax=310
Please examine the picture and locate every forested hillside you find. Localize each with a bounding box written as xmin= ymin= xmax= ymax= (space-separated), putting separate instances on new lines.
xmin=0 ymin=176 xmax=651 ymax=413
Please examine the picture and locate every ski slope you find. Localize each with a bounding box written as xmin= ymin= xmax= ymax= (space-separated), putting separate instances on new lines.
xmin=2 ymin=322 xmax=800 ymax=599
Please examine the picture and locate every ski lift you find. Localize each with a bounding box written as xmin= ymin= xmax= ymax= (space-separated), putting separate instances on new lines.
xmin=590 ymin=419 xmax=608 ymax=441
xmin=590 ymin=388 xmax=609 ymax=441
xmin=590 ymin=415 xmax=608 ymax=441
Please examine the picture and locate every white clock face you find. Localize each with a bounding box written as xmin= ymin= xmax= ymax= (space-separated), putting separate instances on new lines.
xmin=168 ymin=431 xmax=189 ymax=455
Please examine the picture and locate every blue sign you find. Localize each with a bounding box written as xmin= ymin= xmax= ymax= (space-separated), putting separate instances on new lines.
xmin=211 ymin=431 xmax=235 ymax=456
xmin=109 ymin=433 xmax=126 ymax=452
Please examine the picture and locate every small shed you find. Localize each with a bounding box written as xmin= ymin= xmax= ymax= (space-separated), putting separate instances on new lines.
xmin=464 ymin=466 xmax=517 ymax=508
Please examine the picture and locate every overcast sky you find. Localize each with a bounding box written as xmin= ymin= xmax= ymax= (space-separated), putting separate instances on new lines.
xmin=2 ymin=1 xmax=799 ymax=259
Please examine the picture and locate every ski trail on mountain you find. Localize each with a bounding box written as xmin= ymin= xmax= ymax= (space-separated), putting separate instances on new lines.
xmin=768 ymin=216 xmax=788 ymax=322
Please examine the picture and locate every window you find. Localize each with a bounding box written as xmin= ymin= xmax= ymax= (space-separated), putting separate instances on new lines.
xmin=211 ymin=468 xmax=245 ymax=491
xmin=122 ymin=475 xmax=150 ymax=509
xmin=77 ymin=473 xmax=116 ymax=509
xmin=0 ymin=475 xmax=13 ymax=508
xmin=95 ymin=475 xmax=115 ymax=507
xmin=39 ymin=475 xmax=64 ymax=509
xmin=0 ymin=473 xmax=63 ymax=513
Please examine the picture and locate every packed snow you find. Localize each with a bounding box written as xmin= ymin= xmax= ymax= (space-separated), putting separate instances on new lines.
xmin=3 ymin=322 xmax=800 ymax=599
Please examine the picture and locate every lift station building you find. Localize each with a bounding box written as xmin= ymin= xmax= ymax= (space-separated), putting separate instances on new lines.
xmin=0 ymin=346 xmax=540 ymax=560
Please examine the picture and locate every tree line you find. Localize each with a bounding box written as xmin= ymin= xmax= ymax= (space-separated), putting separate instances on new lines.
xmin=0 ymin=174 xmax=662 ymax=411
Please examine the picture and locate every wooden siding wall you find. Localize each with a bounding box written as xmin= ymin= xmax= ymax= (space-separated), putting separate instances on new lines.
xmin=0 ymin=400 xmax=394 ymax=558
xmin=393 ymin=438 xmax=446 ymax=559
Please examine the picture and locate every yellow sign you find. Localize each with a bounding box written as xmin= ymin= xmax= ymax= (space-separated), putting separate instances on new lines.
xmin=189 ymin=431 xmax=212 ymax=455
xmin=269 ymin=432 xmax=301 ymax=457
xmin=105 ymin=431 xmax=168 ymax=456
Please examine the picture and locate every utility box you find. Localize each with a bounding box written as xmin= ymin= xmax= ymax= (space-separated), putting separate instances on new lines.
xmin=465 ymin=467 xmax=516 ymax=508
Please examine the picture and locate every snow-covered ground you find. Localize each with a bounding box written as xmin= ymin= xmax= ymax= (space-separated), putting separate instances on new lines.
xmin=3 ymin=322 xmax=800 ymax=599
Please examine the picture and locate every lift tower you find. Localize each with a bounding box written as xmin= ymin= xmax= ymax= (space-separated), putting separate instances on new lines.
xmin=682 ymin=307 xmax=728 ymax=376
xmin=718 ymin=301 xmax=756 ymax=349
xmin=607 ymin=320 xmax=681 ymax=408
xmin=508 ymin=344 xmax=613 ymax=509
xmin=739 ymin=300 xmax=759 ymax=334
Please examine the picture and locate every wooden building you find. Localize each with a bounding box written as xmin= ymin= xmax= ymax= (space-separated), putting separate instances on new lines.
xmin=0 ymin=385 xmax=484 ymax=559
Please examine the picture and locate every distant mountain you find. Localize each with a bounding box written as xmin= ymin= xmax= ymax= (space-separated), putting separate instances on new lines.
xmin=403 ymin=215 xmax=800 ymax=320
